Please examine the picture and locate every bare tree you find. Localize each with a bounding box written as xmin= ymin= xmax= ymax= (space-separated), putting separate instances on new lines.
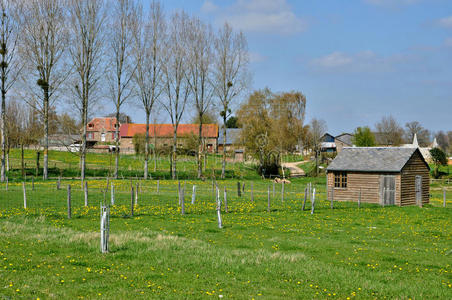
xmin=131 ymin=0 xmax=165 ymax=179
xmin=19 ymin=0 xmax=68 ymax=180
xmin=0 ymin=0 xmax=20 ymax=182
xmin=310 ymin=118 xmax=327 ymax=177
xmin=213 ymin=23 xmax=249 ymax=179
xmin=185 ymin=16 xmax=214 ymax=178
xmin=375 ymin=115 xmax=404 ymax=146
xmin=68 ymin=0 xmax=106 ymax=182
xmin=161 ymin=12 xmax=190 ymax=180
xmin=405 ymin=121 xmax=430 ymax=146
xmin=107 ymin=0 xmax=136 ymax=179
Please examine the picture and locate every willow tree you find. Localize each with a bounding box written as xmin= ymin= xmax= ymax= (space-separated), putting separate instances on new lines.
xmin=131 ymin=0 xmax=165 ymax=179
xmin=213 ymin=23 xmax=249 ymax=179
xmin=0 ymin=0 xmax=20 ymax=182
xmin=68 ymin=0 xmax=105 ymax=182
xmin=20 ymin=0 xmax=68 ymax=180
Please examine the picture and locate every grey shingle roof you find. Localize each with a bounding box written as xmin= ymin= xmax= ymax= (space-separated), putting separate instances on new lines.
xmin=219 ymin=128 xmax=241 ymax=145
xmin=335 ymin=133 xmax=354 ymax=146
xmin=327 ymin=147 xmax=425 ymax=172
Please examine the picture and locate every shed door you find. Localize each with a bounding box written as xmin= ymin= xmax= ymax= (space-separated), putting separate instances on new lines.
xmin=415 ymin=175 xmax=422 ymax=205
xmin=381 ymin=175 xmax=395 ymax=206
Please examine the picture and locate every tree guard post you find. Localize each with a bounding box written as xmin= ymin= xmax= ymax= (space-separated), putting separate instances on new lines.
xmin=100 ymin=204 xmax=110 ymax=253
xmin=311 ymin=188 xmax=316 ymax=215
xmin=224 ymin=186 xmax=228 ymax=213
xmin=330 ymin=186 xmax=334 ymax=209
xmin=23 ymin=182 xmax=27 ymax=209
xmin=131 ymin=186 xmax=134 ymax=216
xmin=84 ymin=181 xmax=88 ymax=207
xmin=216 ymin=186 xmax=222 ymax=229
xmin=237 ymin=181 xmax=241 ymax=197
xmin=67 ymin=184 xmax=72 ymax=219
xmin=111 ymin=182 xmax=115 ymax=205
xmin=281 ymin=181 xmax=285 ymax=203
xmin=192 ymin=185 xmax=196 ymax=204
xmin=267 ymin=185 xmax=271 ymax=213
xmin=250 ymin=182 xmax=254 ymax=202
xmin=302 ymin=187 xmax=307 ymax=211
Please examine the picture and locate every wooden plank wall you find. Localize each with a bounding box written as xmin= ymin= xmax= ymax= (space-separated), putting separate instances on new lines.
xmin=401 ymin=151 xmax=430 ymax=206
xmin=327 ymin=172 xmax=401 ymax=205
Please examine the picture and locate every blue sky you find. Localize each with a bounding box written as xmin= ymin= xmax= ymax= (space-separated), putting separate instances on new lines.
xmin=130 ymin=0 xmax=452 ymax=135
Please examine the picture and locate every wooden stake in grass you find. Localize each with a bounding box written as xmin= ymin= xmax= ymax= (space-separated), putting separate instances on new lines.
xmin=131 ymin=186 xmax=134 ymax=217
xmin=224 ymin=186 xmax=228 ymax=213
xmin=358 ymin=188 xmax=361 ymax=209
xmin=242 ymin=182 xmax=245 ymax=193
xmin=84 ymin=181 xmax=88 ymax=207
xmin=135 ymin=183 xmax=139 ymax=206
xmin=57 ymin=176 xmax=61 ymax=190
xmin=311 ymin=188 xmax=316 ymax=215
xmin=237 ymin=181 xmax=241 ymax=197
xmin=330 ymin=187 xmax=334 ymax=209
xmin=157 ymin=179 xmax=160 ymax=195
xmin=67 ymin=185 xmax=71 ymax=219
xmin=181 ymin=186 xmax=185 ymax=215
xmin=267 ymin=185 xmax=271 ymax=213
xmin=281 ymin=181 xmax=284 ymax=203
xmin=192 ymin=185 xmax=196 ymax=204
xmin=23 ymin=182 xmax=27 ymax=209
xmin=5 ymin=177 xmax=8 ymax=191
xmin=302 ymin=187 xmax=307 ymax=211
xmin=178 ymin=180 xmax=181 ymax=205
xmin=111 ymin=182 xmax=115 ymax=205
xmin=444 ymin=188 xmax=446 ymax=208
xmin=216 ymin=186 xmax=222 ymax=229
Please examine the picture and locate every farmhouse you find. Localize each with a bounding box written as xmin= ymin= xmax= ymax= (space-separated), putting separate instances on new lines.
xmin=119 ymin=123 xmax=218 ymax=154
xmin=326 ymin=147 xmax=430 ymax=206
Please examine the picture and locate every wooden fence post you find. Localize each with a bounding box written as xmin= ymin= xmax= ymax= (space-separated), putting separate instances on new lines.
xmin=281 ymin=182 xmax=285 ymax=202
xmin=192 ymin=185 xmax=196 ymax=204
xmin=5 ymin=177 xmax=8 ymax=191
xmin=157 ymin=179 xmax=160 ymax=195
xmin=302 ymin=187 xmax=307 ymax=211
xmin=178 ymin=181 xmax=181 ymax=205
xmin=251 ymin=182 xmax=254 ymax=202
xmin=237 ymin=181 xmax=241 ymax=197
xmin=224 ymin=186 xmax=228 ymax=213
xmin=216 ymin=186 xmax=222 ymax=229
xmin=444 ymin=188 xmax=446 ymax=208
xmin=23 ymin=182 xmax=27 ymax=209
xmin=57 ymin=176 xmax=61 ymax=190
xmin=84 ymin=181 xmax=88 ymax=207
xmin=242 ymin=182 xmax=245 ymax=193
xmin=330 ymin=187 xmax=334 ymax=209
xmin=311 ymin=188 xmax=316 ymax=215
xmin=131 ymin=186 xmax=134 ymax=216
xmin=67 ymin=185 xmax=71 ymax=219
xmin=267 ymin=185 xmax=271 ymax=213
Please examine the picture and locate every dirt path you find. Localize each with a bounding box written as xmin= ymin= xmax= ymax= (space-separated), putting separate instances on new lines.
xmin=282 ymin=161 xmax=308 ymax=177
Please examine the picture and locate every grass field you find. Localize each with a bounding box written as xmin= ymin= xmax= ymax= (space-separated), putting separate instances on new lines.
xmin=0 ymin=177 xmax=451 ymax=299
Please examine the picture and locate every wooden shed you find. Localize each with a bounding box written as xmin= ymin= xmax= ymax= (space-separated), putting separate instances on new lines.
xmin=326 ymin=147 xmax=430 ymax=206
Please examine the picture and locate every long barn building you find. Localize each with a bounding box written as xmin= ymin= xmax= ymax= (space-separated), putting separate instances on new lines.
xmin=326 ymin=147 xmax=430 ymax=206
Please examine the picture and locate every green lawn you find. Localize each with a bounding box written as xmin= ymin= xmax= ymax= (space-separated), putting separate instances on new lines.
xmin=0 ymin=178 xmax=451 ymax=299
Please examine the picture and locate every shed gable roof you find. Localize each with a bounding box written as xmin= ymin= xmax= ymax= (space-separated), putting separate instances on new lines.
xmin=327 ymin=147 xmax=428 ymax=173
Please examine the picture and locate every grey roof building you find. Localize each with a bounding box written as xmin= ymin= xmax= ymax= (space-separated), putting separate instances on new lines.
xmin=326 ymin=147 xmax=430 ymax=206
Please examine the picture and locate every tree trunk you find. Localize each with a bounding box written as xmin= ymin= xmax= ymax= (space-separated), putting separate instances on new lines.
xmin=197 ymin=120 xmax=203 ymax=178
xmin=36 ymin=151 xmax=40 ymax=177
xmin=0 ymin=88 xmax=5 ymax=182
xmin=80 ymin=100 xmax=88 ymax=184
xmin=144 ymin=111 xmax=150 ymax=179
xmin=114 ymin=108 xmax=120 ymax=179
xmin=172 ymin=126 xmax=177 ymax=179
xmin=43 ymin=87 xmax=49 ymax=180
xmin=221 ymin=114 xmax=227 ymax=179
xmin=153 ymin=126 xmax=157 ymax=172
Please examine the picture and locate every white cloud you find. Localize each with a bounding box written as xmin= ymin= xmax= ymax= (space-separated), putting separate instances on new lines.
xmin=364 ymin=0 xmax=420 ymax=6
xmin=438 ymin=16 xmax=452 ymax=28
xmin=202 ymin=0 xmax=307 ymax=35
xmin=200 ymin=0 xmax=218 ymax=14
xmin=310 ymin=50 xmax=415 ymax=72
xmin=311 ymin=52 xmax=353 ymax=68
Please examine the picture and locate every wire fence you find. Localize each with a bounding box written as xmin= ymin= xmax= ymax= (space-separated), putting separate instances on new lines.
xmin=0 ymin=179 xmax=450 ymax=219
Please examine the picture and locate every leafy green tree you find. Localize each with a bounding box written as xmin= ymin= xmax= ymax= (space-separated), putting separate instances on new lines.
xmin=430 ymin=147 xmax=448 ymax=178
xmin=352 ymin=126 xmax=376 ymax=147
xmin=225 ymin=116 xmax=239 ymax=128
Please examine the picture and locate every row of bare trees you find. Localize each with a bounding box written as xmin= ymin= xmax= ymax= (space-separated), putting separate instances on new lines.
xmin=0 ymin=0 xmax=250 ymax=182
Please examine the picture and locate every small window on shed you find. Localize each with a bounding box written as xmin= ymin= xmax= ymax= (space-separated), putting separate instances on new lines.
xmin=334 ymin=172 xmax=347 ymax=188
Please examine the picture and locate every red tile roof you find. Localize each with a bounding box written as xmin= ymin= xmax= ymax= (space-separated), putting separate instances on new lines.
xmin=120 ymin=124 xmax=218 ymax=138
xmin=87 ymin=117 xmax=119 ymax=132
